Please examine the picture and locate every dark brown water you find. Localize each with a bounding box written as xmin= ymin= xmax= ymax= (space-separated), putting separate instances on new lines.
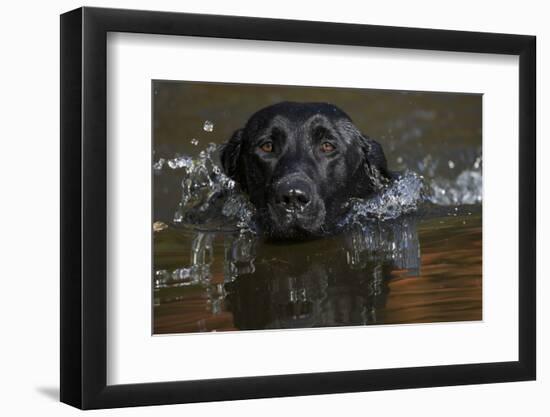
xmin=153 ymin=211 xmax=481 ymax=333
xmin=154 ymin=212 xmax=482 ymax=333
xmin=152 ymin=81 xmax=482 ymax=334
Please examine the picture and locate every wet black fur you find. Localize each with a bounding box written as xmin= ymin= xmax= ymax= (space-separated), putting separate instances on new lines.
xmin=220 ymin=102 xmax=392 ymax=239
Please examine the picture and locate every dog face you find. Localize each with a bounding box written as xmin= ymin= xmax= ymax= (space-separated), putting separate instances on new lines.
xmin=220 ymin=102 xmax=390 ymax=239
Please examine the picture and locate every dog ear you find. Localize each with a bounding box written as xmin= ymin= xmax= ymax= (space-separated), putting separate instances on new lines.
xmin=359 ymin=134 xmax=392 ymax=187
xmin=219 ymin=128 xmax=247 ymax=191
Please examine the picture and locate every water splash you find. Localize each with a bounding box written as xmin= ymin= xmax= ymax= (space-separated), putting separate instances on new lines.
xmin=413 ymin=148 xmax=482 ymax=205
xmin=154 ymin=144 xmax=482 ymax=232
xmin=427 ymin=169 xmax=482 ymax=205
xmin=344 ymin=171 xmax=426 ymax=222
xmin=166 ymin=143 xmax=255 ymax=230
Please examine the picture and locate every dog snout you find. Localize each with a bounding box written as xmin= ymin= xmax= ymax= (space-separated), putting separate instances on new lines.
xmin=275 ymin=178 xmax=312 ymax=211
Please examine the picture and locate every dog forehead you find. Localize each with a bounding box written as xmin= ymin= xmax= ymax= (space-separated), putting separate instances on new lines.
xmin=246 ymin=101 xmax=351 ymax=130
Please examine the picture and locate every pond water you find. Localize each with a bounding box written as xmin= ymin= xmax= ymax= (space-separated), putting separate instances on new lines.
xmin=152 ymin=82 xmax=482 ymax=334
xmin=154 ymin=210 xmax=481 ymax=333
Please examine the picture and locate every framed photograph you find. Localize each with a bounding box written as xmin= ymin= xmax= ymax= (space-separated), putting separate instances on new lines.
xmin=60 ymin=6 xmax=536 ymax=409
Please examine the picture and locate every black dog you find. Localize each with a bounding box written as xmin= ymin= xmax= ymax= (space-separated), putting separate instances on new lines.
xmin=220 ymin=102 xmax=392 ymax=239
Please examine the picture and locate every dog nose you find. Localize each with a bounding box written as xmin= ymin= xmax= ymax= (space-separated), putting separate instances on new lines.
xmin=276 ymin=183 xmax=311 ymax=210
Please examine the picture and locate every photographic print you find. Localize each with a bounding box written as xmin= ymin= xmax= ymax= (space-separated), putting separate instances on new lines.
xmin=152 ymin=80 xmax=482 ymax=335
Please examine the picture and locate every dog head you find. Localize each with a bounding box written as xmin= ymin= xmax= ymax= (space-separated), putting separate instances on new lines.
xmin=220 ymin=102 xmax=391 ymax=239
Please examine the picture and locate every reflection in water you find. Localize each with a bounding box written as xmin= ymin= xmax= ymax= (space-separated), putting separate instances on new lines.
xmin=224 ymin=219 xmax=419 ymax=330
xmin=154 ymin=217 xmax=428 ymax=332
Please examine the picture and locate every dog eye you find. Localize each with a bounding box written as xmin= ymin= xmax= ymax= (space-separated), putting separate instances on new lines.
xmin=260 ymin=142 xmax=274 ymax=153
xmin=320 ymin=142 xmax=336 ymax=153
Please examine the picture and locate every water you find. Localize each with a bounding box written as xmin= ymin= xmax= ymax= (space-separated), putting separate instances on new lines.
xmin=154 ymin=211 xmax=481 ymax=333
xmin=152 ymin=82 xmax=482 ymax=334
xmin=153 ymin=143 xmax=482 ymax=334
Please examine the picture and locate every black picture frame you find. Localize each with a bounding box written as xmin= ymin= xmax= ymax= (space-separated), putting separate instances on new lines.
xmin=60 ymin=6 xmax=536 ymax=410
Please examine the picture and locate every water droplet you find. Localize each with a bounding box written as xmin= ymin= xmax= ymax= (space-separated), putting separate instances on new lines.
xmin=448 ymin=160 xmax=455 ymax=169
xmin=191 ymin=138 xmax=199 ymax=146
xmin=153 ymin=158 xmax=165 ymax=171
xmin=153 ymin=221 xmax=168 ymax=232
xmin=203 ymin=120 xmax=214 ymax=132
xmin=396 ymin=156 xmax=403 ymax=164
xmin=167 ymin=155 xmax=193 ymax=170
xmin=206 ymin=142 xmax=217 ymax=154
xmin=473 ymin=156 xmax=482 ymax=170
